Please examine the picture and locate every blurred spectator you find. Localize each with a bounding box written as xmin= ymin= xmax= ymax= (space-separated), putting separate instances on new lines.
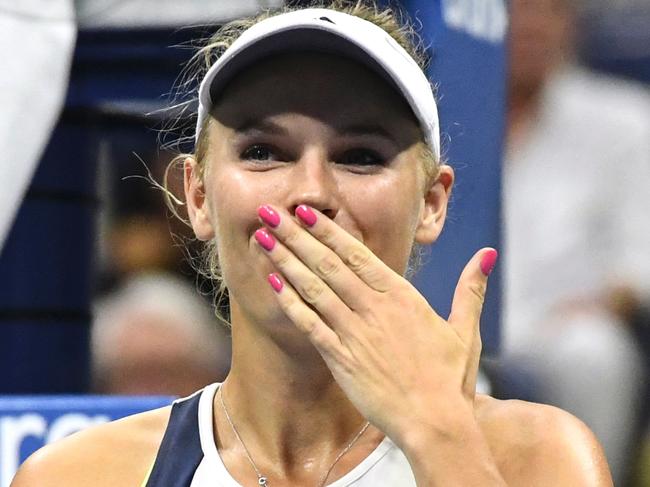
xmin=92 ymin=273 xmax=231 ymax=397
xmin=96 ymin=144 xmax=191 ymax=291
xmin=636 ymin=431 xmax=650 ymax=487
xmin=502 ymin=0 xmax=650 ymax=484
xmin=108 ymin=214 xmax=180 ymax=277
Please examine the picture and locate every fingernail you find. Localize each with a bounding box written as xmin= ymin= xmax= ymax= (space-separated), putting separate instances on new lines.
xmin=258 ymin=205 xmax=280 ymax=228
xmin=254 ymin=228 xmax=275 ymax=251
xmin=267 ymin=273 xmax=283 ymax=292
xmin=295 ymin=205 xmax=317 ymax=227
xmin=480 ymin=249 xmax=498 ymax=276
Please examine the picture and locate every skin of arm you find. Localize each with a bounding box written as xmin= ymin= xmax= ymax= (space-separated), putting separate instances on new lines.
xmin=10 ymin=407 xmax=170 ymax=487
xmin=404 ymin=396 xmax=613 ymax=486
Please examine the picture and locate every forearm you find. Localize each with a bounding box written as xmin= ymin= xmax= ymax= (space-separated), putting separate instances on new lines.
xmin=398 ymin=403 xmax=507 ymax=487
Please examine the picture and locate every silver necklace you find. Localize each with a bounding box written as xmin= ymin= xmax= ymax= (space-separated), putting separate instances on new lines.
xmin=218 ymin=385 xmax=371 ymax=487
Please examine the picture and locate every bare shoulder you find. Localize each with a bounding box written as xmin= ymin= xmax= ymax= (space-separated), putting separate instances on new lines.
xmin=475 ymin=394 xmax=613 ymax=486
xmin=11 ymin=406 xmax=171 ymax=487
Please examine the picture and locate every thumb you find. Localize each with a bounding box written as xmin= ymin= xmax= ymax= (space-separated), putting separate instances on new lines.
xmin=448 ymin=248 xmax=498 ymax=344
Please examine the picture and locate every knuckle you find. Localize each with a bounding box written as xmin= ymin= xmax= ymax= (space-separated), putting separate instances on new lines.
xmin=282 ymin=301 xmax=306 ymax=330
xmin=284 ymin=298 xmax=316 ymax=334
xmin=337 ymin=353 xmax=355 ymax=374
xmin=467 ymin=282 xmax=486 ymax=305
xmin=318 ymin=225 xmax=336 ymax=245
xmin=275 ymin=251 xmax=291 ymax=268
xmin=300 ymin=316 xmax=320 ymax=335
xmin=300 ymin=278 xmax=325 ymax=303
xmin=315 ymin=254 xmax=340 ymax=279
xmin=283 ymin=293 xmax=301 ymax=316
xmin=346 ymin=247 xmax=371 ymax=272
xmin=308 ymin=322 xmax=327 ymax=342
xmin=364 ymin=266 xmax=392 ymax=293
xmin=283 ymin=227 xmax=301 ymax=246
xmin=390 ymin=287 xmax=412 ymax=306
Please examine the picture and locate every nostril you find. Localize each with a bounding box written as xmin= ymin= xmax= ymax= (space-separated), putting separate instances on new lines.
xmin=320 ymin=208 xmax=337 ymax=220
xmin=290 ymin=205 xmax=337 ymax=221
xmin=318 ymin=16 xmax=335 ymax=24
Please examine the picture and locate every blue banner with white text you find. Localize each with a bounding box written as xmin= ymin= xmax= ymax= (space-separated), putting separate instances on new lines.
xmin=0 ymin=396 xmax=173 ymax=487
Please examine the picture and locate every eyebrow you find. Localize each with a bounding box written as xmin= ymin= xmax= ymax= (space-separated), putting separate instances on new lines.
xmin=336 ymin=123 xmax=398 ymax=144
xmin=234 ymin=119 xmax=399 ymax=144
xmin=234 ymin=119 xmax=290 ymax=136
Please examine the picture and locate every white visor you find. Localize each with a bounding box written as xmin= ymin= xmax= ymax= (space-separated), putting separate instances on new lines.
xmin=196 ymin=8 xmax=440 ymax=161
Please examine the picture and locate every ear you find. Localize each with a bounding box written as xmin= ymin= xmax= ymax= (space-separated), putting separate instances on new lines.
xmin=184 ymin=157 xmax=215 ymax=241
xmin=414 ymin=164 xmax=454 ymax=244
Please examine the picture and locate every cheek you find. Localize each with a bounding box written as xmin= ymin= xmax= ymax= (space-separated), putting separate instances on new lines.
xmin=206 ymin=167 xmax=285 ymax=283
xmin=211 ymin=171 xmax=260 ymax=230
xmin=209 ymin=164 xmax=291 ymax=235
xmin=205 ymin=170 xmax=258 ymax=277
xmin=343 ymin=173 xmax=422 ymax=274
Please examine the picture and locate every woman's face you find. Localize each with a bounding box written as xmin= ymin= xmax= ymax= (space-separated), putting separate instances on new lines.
xmin=186 ymin=52 xmax=452 ymax=324
xmin=509 ymin=0 xmax=573 ymax=94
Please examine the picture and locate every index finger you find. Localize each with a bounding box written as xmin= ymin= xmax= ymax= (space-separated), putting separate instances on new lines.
xmin=294 ymin=204 xmax=398 ymax=293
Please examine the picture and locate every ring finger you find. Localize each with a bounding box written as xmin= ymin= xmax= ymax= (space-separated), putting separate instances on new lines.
xmin=254 ymin=228 xmax=353 ymax=329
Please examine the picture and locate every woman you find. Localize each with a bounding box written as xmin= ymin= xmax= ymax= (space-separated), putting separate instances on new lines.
xmin=13 ymin=2 xmax=612 ymax=486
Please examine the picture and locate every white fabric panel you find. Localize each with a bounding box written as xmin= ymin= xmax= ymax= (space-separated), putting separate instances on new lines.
xmin=76 ymin=0 xmax=284 ymax=28
xmin=0 ymin=0 xmax=76 ymax=252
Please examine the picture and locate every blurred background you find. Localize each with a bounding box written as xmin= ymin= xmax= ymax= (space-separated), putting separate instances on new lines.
xmin=0 ymin=0 xmax=648 ymax=486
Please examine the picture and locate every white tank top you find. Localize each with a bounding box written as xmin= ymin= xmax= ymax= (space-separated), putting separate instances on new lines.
xmin=144 ymin=383 xmax=417 ymax=486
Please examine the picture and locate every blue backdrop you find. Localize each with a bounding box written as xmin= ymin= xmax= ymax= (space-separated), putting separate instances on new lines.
xmin=404 ymin=0 xmax=507 ymax=355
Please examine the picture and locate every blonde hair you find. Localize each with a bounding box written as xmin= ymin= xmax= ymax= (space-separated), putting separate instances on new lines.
xmin=161 ymin=0 xmax=439 ymax=325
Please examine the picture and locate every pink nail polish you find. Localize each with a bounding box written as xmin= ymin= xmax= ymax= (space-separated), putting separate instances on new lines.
xmin=258 ymin=205 xmax=281 ymax=228
xmin=295 ymin=205 xmax=317 ymax=227
xmin=254 ymin=228 xmax=275 ymax=251
xmin=267 ymin=273 xmax=283 ymax=292
xmin=480 ymin=249 xmax=498 ymax=276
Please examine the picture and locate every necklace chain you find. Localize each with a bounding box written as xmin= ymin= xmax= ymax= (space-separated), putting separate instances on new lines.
xmin=218 ymin=385 xmax=370 ymax=487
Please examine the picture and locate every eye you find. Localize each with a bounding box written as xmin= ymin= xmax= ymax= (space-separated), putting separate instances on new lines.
xmin=241 ymin=144 xmax=278 ymax=162
xmin=338 ymin=148 xmax=385 ymax=167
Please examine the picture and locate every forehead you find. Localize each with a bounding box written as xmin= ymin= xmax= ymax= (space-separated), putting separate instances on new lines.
xmin=511 ymin=0 xmax=572 ymax=13
xmin=210 ymin=51 xmax=421 ymax=139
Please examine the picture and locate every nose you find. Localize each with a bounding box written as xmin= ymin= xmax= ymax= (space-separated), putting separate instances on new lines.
xmin=286 ymin=149 xmax=339 ymax=220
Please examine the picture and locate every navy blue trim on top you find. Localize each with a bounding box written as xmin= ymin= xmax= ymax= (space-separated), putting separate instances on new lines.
xmin=146 ymin=392 xmax=204 ymax=487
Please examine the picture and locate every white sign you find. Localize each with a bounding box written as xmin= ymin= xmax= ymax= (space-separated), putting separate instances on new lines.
xmin=442 ymin=0 xmax=508 ymax=43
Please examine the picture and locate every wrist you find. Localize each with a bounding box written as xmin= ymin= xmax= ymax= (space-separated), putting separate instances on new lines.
xmin=395 ymin=400 xmax=507 ymax=486
xmin=395 ymin=397 xmax=476 ymax=456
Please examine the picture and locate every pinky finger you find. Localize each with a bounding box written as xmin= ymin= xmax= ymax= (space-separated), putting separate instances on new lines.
xmin=267 ymin=273 xmax=343 ymax=359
